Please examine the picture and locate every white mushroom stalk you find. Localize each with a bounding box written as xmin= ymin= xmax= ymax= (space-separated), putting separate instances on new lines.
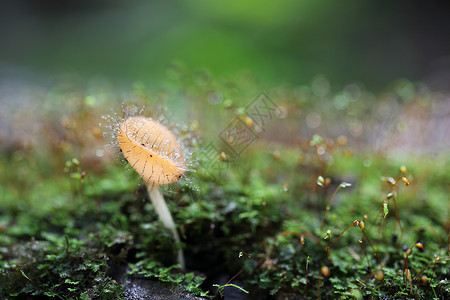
xmin=147 ymin=185 xmax=184 ymax=269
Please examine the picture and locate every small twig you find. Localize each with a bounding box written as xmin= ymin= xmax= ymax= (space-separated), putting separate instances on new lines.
xmin=226 ymin=269 xmax=243 ymax=285
xmin=317 ymin=269 xmax=322 ymax=300
xmin=361 ymin=229 xmax=381 ymax=264
xmin=320 ymin=182 xmax=351 ymax=232
xmin=330 ymin=223 xmax=354 ymax=249
xmin=19 ymin=269 xmax=41 ymax=288
xmin=412 ymin=256 xmax=450 ymax=284
xmin=359 ymin=239 xmax=371 ymax=272
xmin=222 ymin=250 xmax=263 ymax=292
xmin=65 ymin=236 xmax=70 ymax=255
xmin=447 ymin=233 xmax=450 ymax=253
xmin=305 ymin=255 xmax=310 ymax=293
xmin=391 ymin=177 xmax=408 ymax=248
xmin=1 ymin=252 xmax=14 ymax=270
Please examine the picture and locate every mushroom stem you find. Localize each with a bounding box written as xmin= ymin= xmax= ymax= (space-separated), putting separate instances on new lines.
xmin=147 ymin=185 xmax=185 ymax=270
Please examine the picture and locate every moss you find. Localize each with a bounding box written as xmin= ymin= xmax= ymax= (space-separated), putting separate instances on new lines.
xmin=1 ymin=80 xmax=449 ymax=299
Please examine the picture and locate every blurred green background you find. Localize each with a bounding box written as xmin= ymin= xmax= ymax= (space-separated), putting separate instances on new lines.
xmin=1 ymin=0 xmax=449 ymax=90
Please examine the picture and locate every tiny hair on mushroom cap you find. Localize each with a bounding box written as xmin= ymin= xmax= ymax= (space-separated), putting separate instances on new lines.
xmin=117 ymin=116 xmax=186 ymax=186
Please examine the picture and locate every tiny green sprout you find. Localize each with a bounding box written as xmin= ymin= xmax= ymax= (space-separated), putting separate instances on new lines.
xmin=339 ymin=182 xmax=352 ymax=188
xmin=213 ymin=283 xmax=249 ymax=295
xmin=71 ymin=158 xmax=80 ymax=166
xmin=223 ymin=99 xmax=234 ymax=109
xmin=238 ymin=252 xmax=262 ymax=268
xmin=317 ymin=176 xmax=325 ymax=187
xmin=83 ymin=95 xmax=96 ymax=107
xmin=358 ymin=221 xmax=365 ymax=230
xmin=236 ymin=107 xmax=246 ymax=116
xmin=20 ymin=269 xmax=40 ymax=288
xmin=381 ymin=176 xmax=396 ymax=185
xmin=305 ymin=254 xmax=310 ymax=285
xmin=324 ymin=230 xmax=331 ymax=240
xmin=383 ymin=200 xmax=389 ymax=218
xmin=400 ymin=165 xmax=407 ymax=174
xmin=320 ymin=180 xmax=352 ymax=232
xmin=310 ymin=134 xmax=324 ymax=147
xmin=220 ymin=152 xmax=228 ymax=161
xmin=64 ymin=158 xmax=85 ymax=182
xmin=70 ymin=172 xmax=83 ymax=181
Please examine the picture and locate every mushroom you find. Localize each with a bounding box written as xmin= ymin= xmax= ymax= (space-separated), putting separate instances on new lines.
xmin=117 ymin=115 xmax=186 ymax=270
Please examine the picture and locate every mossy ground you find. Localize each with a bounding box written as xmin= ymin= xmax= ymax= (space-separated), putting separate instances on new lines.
xmin=1 ymin=80 xmax=449 ymax=299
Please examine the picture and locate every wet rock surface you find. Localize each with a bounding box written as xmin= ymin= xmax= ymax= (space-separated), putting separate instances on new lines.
xmin=122 ymin=277 xmax=205 ymax=300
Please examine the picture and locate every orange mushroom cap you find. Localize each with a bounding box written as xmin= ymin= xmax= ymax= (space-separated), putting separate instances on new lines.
xmin=117 ymin=116 xmax=186 ymax=186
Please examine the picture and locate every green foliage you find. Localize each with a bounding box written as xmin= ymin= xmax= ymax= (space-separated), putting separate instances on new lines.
xmin=128 ymin=259 xmax=208 ymax=297
xmin=1 ymin=81 xmax=449 ymax=299
xmin=0 ymin=237 xmax=124 ymax=299
xmin=2 ymin=143 xmax=449 ymax=299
